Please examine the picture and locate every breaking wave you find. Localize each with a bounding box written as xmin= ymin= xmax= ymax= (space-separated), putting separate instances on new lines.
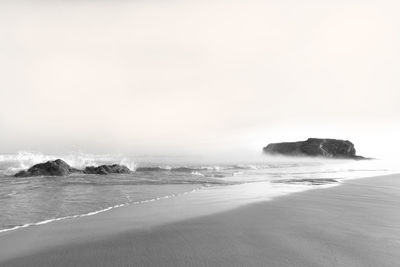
xmin=0 ymin=151 xmax=135 ymax=175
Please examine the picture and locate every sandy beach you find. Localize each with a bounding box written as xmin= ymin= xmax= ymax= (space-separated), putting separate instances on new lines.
xmin=1 ymin=174 xmax=399 ymax=267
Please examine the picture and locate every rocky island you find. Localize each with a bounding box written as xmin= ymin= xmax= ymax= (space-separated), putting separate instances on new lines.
xmin=14 ymin=159 xmax=132 ymax=177
xmin=263 ymin=138 xmax=367 ymax=159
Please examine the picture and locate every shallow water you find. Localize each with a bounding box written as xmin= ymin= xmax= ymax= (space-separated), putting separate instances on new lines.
xmin=0 ymin=151 xmax=396 ymax=232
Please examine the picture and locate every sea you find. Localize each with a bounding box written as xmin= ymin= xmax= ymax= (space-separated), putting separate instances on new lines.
xmin=0 ymin=151 xmax=397 ymax=233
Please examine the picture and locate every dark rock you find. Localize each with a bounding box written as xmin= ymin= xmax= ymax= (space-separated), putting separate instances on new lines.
xmin=263 ymin=138 xmax=366 ymax=159
xmin=14 ymin=159 xmax=80 ymax=177
xmin=14 ymin=160 xmax=132 ymax=177
xmin=83 ymin=164 xmax=132 ymax=175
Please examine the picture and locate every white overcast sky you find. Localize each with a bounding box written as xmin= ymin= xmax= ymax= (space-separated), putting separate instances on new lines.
xmin=0 ymin=0 xmax=399 ymax=158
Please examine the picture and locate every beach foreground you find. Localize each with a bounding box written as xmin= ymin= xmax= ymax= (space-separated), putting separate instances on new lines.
xmin=1 ymin=174 xmax=400 ymax=267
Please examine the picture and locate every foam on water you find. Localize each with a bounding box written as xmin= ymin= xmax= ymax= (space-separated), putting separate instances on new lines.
xmin=0 ymin=152 xmax=398 ymax=234
xmin=0 ymin=151 xmax=136 ymax=175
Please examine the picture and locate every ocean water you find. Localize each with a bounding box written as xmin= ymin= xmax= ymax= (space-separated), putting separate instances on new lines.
xmin=0 ymin=151 xmax=396 ymax=233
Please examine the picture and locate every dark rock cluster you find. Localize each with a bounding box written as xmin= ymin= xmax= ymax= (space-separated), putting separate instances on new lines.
xmin=263 ymin=138 xmax=366 ymax=159
xmin=83 ymin=164 xmax=132 ymax=175
xmin=15 ymin=159 xmax=78 ymax=177
xmin=14 ymin=159 xmax=132 ymax=177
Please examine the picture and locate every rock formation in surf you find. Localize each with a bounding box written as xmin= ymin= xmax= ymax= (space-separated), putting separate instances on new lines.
xmin=83 ymin=164 xmax=132 ymax=175
xmin=14 ymin=159 xmax=132 ymax=177
xmin=14 ymin=159 xmax=80 ymax=177
xmin=263 ymin=138 xmax=366 ymax=159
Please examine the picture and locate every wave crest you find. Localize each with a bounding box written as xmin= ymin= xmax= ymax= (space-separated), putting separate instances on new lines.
xmin=0 ymin=151 xmax=136 ymax=175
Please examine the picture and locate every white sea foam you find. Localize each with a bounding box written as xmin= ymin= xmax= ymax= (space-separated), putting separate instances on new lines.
xmin=0 ymin=151 xmax=136 ymax=175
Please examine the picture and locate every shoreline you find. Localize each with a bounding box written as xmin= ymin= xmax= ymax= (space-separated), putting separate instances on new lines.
xmin=0 ymin=186 xmax=204 ymax=234
xmin=0 ymin=177 xmax=338 ymax=235
xmin=1 ymin=173 xmax=400 ymax=266
xmin=0 ymin=169 xmax=392 ymax=235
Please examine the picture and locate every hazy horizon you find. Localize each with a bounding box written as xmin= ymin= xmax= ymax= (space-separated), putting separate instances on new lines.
xmin=1 ymin=0 xmax=399 ymax=159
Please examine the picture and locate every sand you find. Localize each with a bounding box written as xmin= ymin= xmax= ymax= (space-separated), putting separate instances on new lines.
xmin=1 ymin=174 xmax=399 ymax=267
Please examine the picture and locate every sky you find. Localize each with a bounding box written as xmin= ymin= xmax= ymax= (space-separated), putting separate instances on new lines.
xmin=0 ymin=0 xmax=399 ymax=158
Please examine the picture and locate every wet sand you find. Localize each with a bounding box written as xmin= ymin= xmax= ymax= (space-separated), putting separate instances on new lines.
xmin=1 ymin=174 xmax=399 ymax=267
